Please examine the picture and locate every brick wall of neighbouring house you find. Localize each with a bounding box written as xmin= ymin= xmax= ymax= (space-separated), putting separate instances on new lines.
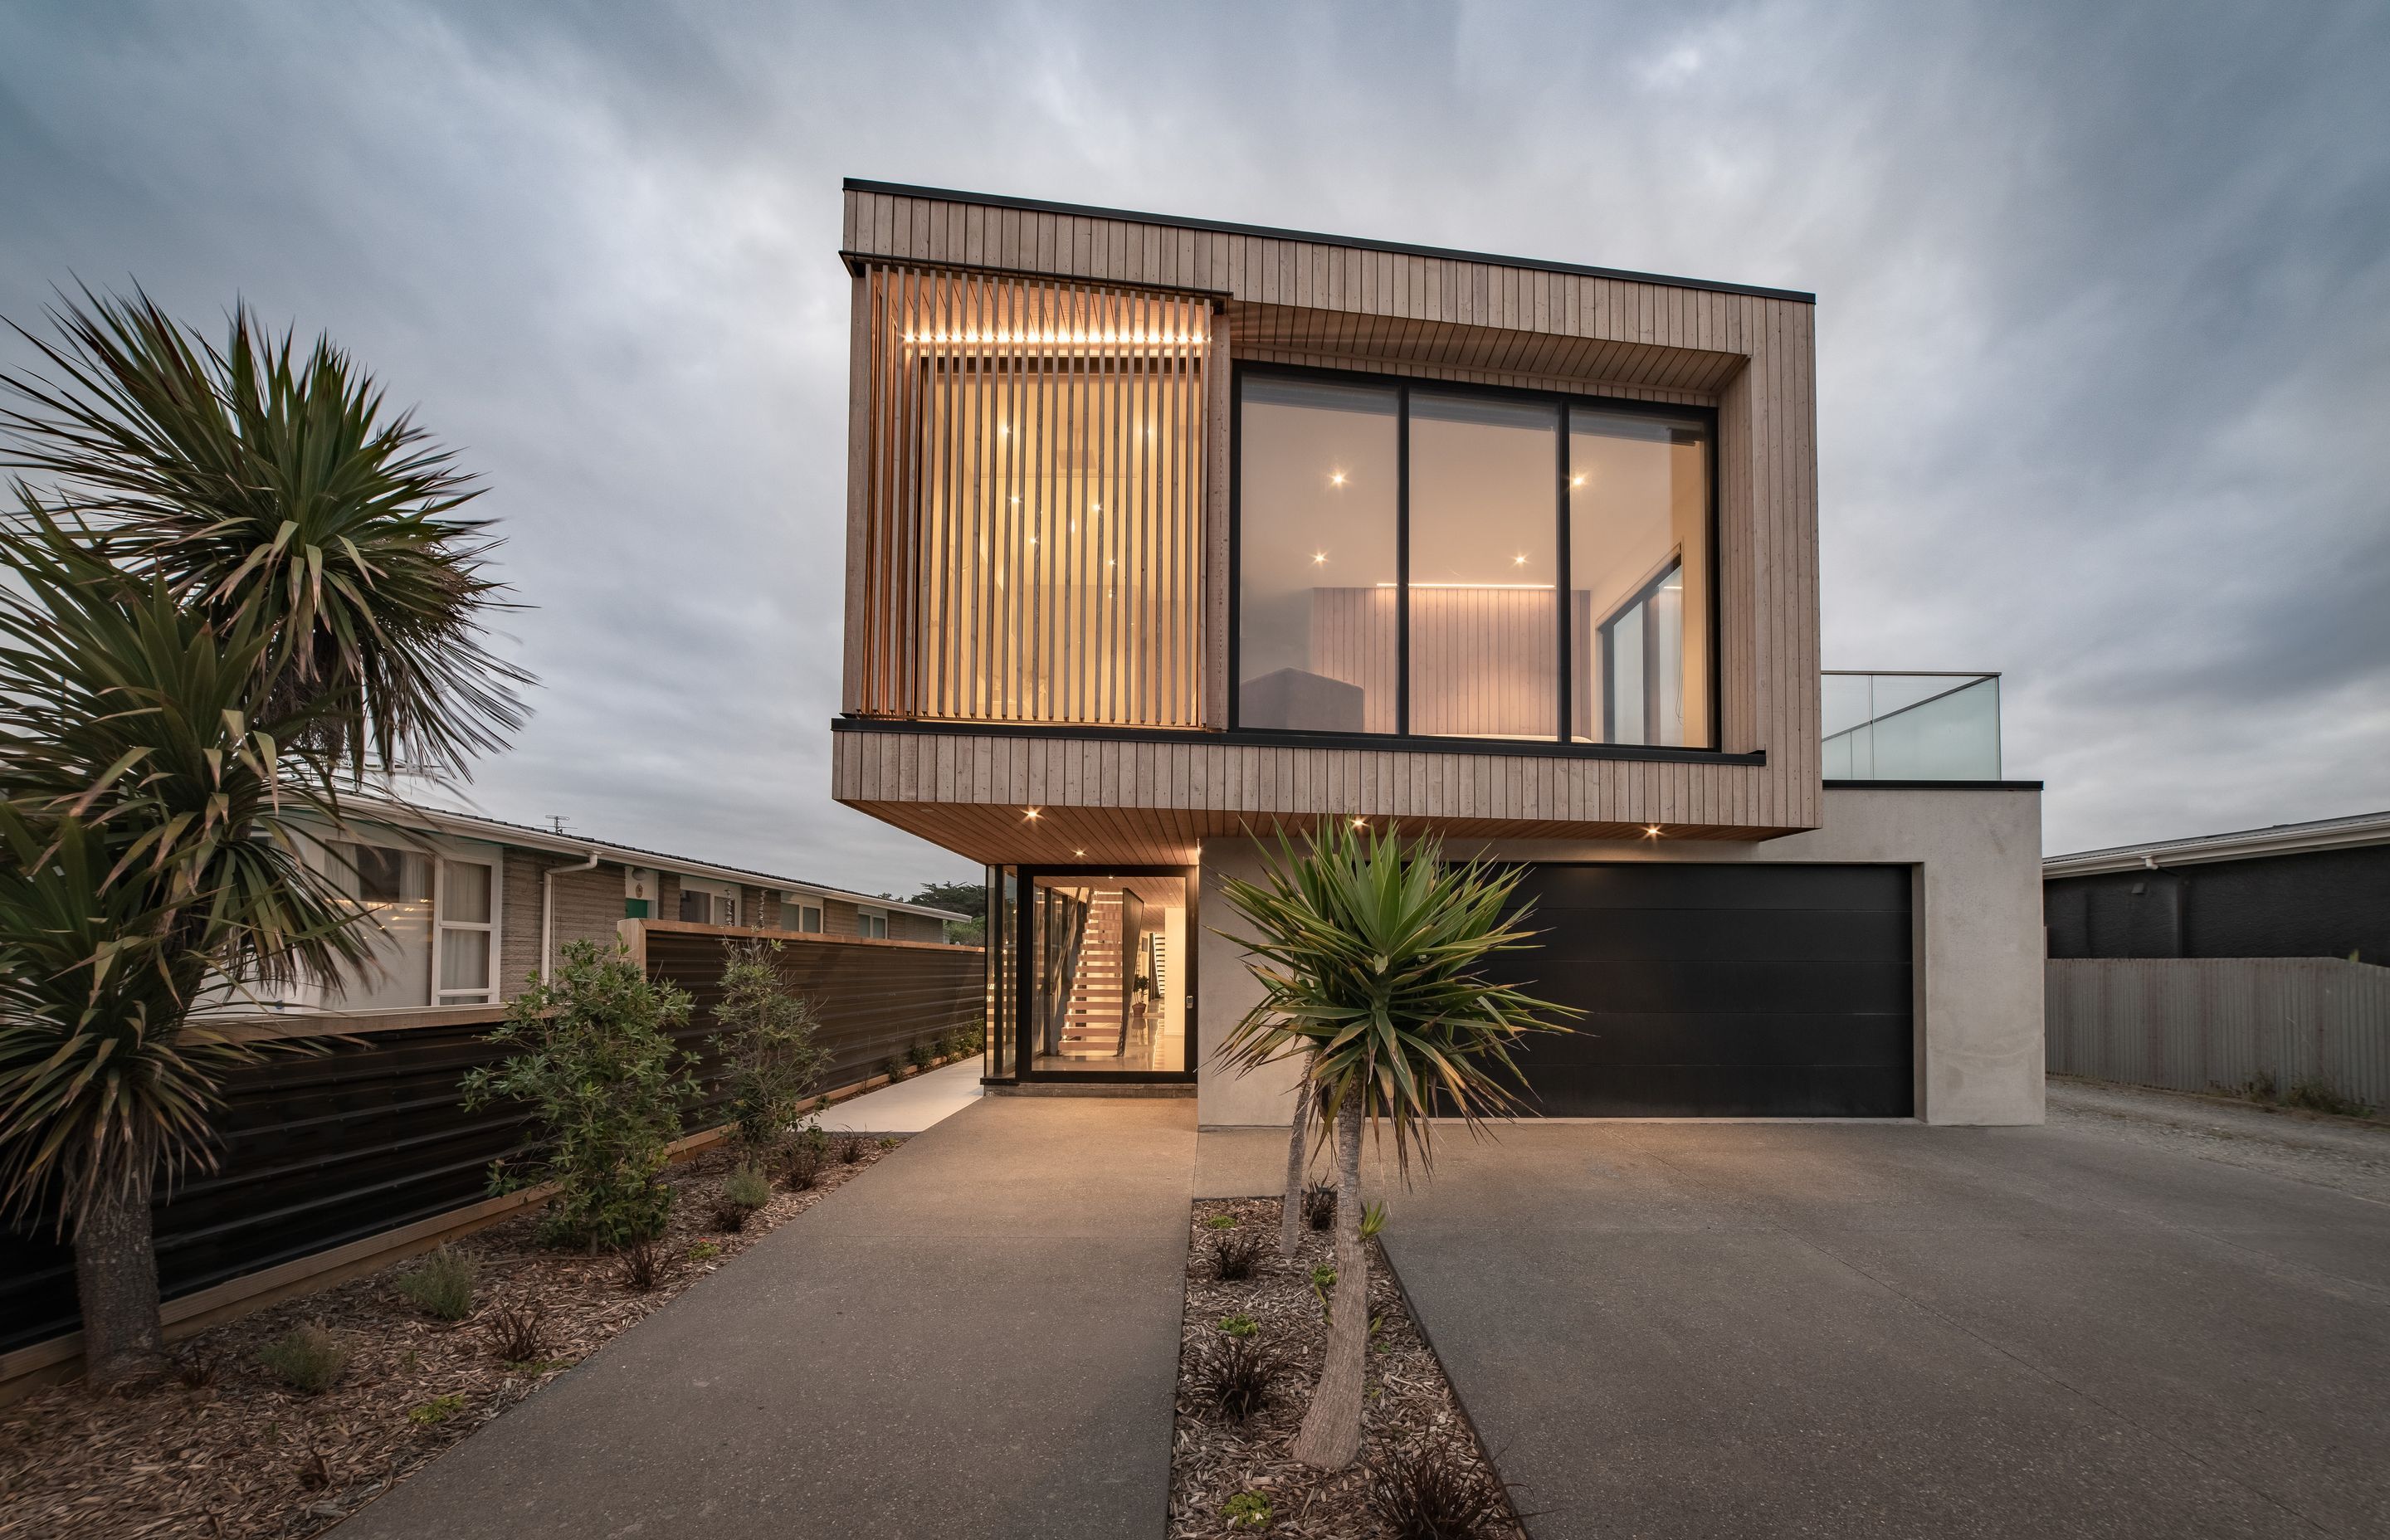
xmin=498 ymin=852 xmax=632 ymax=1000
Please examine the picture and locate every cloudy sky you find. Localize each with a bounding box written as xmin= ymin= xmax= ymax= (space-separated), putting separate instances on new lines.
xmin=3 ymin=1 xmax=2384 ymax=894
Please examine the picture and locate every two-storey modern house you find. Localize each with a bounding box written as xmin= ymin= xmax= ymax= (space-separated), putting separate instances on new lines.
xmin=829 ymin=180 xmax=2045 ymax=1126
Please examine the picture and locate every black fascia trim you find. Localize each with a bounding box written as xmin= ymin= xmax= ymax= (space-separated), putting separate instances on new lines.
xmin=1823 ymin=779 xmax=2045 ymax=792
xmin=834 ymin=714 xmax=1764 ymax=768
xmin=841 ymin=178 xmax=1817 ymax=306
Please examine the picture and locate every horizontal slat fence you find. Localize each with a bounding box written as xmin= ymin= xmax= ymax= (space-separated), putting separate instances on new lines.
xmin=1 ymin=933 xmax=983 ymax=1364
xmin=2046 ymin=958 xmax=2390 ymax=1109
xmin=638 ymin=924 xmax=986 ymax=1089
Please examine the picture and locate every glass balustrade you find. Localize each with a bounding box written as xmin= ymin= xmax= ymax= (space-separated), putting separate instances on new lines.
xmin=1821 ymin=672 xmax=2001 ymax=780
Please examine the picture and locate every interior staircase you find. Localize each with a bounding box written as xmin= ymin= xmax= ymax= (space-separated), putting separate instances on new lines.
xmin=1056 ymin=893 xmax=1127 ymax=1058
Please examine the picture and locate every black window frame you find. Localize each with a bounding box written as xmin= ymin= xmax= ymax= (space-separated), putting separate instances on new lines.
xmin=1228 ymin=360 xmax=1723 ymax=753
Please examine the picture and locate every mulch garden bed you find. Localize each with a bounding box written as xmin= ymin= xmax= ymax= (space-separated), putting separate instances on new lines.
xmin=0 ymin=1135 xmax=902 ymax=1539
xmin=1170 ymin=1196 xmax=1526 ymax=1539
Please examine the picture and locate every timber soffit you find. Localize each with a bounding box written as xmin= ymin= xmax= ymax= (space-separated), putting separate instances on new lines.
xmin=841 ymin=178 xmax=1817 ymax=306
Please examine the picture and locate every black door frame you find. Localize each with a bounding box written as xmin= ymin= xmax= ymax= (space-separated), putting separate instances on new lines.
xmin=1011 ymin=864 xmax=1199 ymax=1084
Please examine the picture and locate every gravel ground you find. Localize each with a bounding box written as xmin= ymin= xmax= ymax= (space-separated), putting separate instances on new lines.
xmin=1169 ymin=1196 xmax=1525 ymax=1540
xmin=2047 ymin=1075 xmax=2390 ymax=1204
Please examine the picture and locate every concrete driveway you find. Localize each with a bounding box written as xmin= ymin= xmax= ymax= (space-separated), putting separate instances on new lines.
xmin=1373 ymin=1108 xmax=2390 ymax=1538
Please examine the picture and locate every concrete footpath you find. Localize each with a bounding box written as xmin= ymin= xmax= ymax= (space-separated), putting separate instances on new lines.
xmin=339 ymin=1098 xmax=1198 ymax=1540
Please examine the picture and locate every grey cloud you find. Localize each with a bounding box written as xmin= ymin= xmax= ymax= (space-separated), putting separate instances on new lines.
xmin=3 ymin=0 xmax=2385 ymax=883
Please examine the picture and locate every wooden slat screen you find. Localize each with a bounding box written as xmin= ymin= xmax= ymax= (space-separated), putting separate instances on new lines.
xmin=858 ymin=264 xmax=1209 ymax=727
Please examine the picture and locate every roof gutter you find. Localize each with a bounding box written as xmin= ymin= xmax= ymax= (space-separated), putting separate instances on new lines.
xmin=2044 ymin=820 xmax=2390 ymax=878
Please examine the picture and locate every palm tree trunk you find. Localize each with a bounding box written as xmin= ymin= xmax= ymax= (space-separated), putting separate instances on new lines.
xmin=1279 ymin=1070 xmax=1311 ymax=1258
xmin=74 ymin=1165 xmax=166 ymax=1386
xmin=1290 ymin=1095 xmax=1367 ymax=1469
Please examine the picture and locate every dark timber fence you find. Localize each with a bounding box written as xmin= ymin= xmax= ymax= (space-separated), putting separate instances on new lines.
xmin=0 ymin=926 xmax=983 ymax=1377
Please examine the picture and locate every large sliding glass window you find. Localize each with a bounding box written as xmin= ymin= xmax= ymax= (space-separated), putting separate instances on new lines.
xmin=1234 ymin=368 xmax=1714 ymax=748
xmin=1236 ymin=378 xmax=1399 ymax=733
xmin=1409 ymin=394 xmax=1560 ymax=738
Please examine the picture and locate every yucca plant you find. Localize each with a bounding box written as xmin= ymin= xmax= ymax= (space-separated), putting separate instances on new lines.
xmin=1214 ymin=823 xmax=1573 ymax=1469
xmin=0 ymin=288 xmax=527 ymax=1386
xmin=1 ymin=285 xmax=529 ymax=779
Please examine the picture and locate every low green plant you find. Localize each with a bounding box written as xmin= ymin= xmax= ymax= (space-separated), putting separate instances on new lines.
xmin=2285 ymin=1079 xmax=2375 ymax=1118
xmin=785 ymin=1123 xmax=831 ymax=1191
xmin=461 ymin=941 xmax=698 ymax=1250
xmin=722 ymin=1165 xmax=773 ymax=1211
xmin=906 ymin=1039 xmax=935 ymax=1071
xmin=835 ymin=1133 xmax=867 ymax=1165
xmin=1360 ymin=1201 xmax=1388 ymax=1240
xmin=1219 ymin=1312 xmax=1260 ymax=1338
xmin=257 ymin=1323 xmax=350 ymax=1395
xmin=1206 ymin=1213 xmax=1237 ymax=1230
xmin=881 ymin=1055 xmax=906 ymax=1081
xmin=407 ymin=1392 xmax=466 ymax=1427
xmin=1222 ymin=1490 xmax=1274 ymax=1531
xmin=393 ymin=1245 xmax=477 ymax=1322
xmin=688 ymin=1240 xmax=721 ymax=1263
xmin=1310 ymin=1265 xmax=1338 ymax=1291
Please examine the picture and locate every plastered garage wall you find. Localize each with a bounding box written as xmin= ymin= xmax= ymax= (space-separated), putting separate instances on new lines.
xmin=1195 ymin=785 xmax=2044 ymax=1128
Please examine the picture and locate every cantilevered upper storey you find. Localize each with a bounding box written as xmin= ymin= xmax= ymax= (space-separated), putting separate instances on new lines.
xmin=832 ymin=180 xmax=1821 ymax=864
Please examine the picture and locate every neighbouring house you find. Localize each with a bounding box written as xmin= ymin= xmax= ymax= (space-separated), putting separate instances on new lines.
xmin=243 ymin=801 xmax=962 ymax=1016
xmin=2043 ymin=810 xmax=2390 ymax=962
xmin=827 ymin=179 xmax=2046 ymax=1124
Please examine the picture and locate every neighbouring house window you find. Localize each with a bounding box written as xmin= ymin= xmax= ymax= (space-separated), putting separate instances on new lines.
xmin=781 ymin=899 xmax=823 ymax=933
xmin=858 ymin=909 xmax=890 ymax=939
xmin=1235 ymin=367 xmax=1714 ymax=748
xmin=326 ymin=841 xmax=433 ymax=1011
xmin=677 ymin=880 xmax=739 ymax=926
xmin=435 ymin=859 xmax=495 ymax=1005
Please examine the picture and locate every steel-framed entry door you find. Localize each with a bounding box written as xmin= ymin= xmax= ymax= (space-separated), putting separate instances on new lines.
xmin=1494 ymin=863 xmax=1914 ymax=1117
xmin=1012 ymin=866 xmax=1197 ymax=1084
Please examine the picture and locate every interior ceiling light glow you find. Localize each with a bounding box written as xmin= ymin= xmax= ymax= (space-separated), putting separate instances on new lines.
xmin=901 ymin=329 xmax=1207 ymax=348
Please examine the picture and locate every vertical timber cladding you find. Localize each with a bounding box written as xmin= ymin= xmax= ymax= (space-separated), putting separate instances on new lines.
xmin=858 ymin=264 xmax=1209 ymax=728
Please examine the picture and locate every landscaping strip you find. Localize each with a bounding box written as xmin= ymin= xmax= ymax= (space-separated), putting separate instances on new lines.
xmin=1170 ymin=1196 xmax=1524 ymax=1540
xmin=0 ymin=1136 xmax=900 ymax=1538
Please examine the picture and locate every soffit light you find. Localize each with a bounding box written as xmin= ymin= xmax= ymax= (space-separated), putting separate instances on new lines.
xmin=1329 ymin=470 xmax=1347 ymax=486
xmin=1645 ymin=825 xmax=1663 ymax=838
xmin=1023 ymin=808 xmax=1041 ymax=821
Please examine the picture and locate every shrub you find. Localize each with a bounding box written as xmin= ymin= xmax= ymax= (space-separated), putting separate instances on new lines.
xmin=836 ymin=1133 xmax=867 ymax=1165
xmin=1217 ymin=1312 xmax=1259 ymax=1338
xmin=723 ymin=1165 xmax=773 ymax=1210
xmin=257 ymin=1323 xmax=350 ymax=1395
xmin=1222 ymin=1491 xmax=1274 ymax=1532
xmin=1212 ymin=1231 xmax=1263 ymax=1282
xmin=785 ymin=1124 xmax=830 ymax=1191
xmin=461 ymin=941 xmax=698 ymax=1250
xmin=407 ymin=1392 xmax=466 ymax=1427
xmin=882 ymin=1055 xmax=906 ymax=1082
xmin=1367 ymin=1444 xmax=1510 ymax=1540
xmin=485 ymin=1306 xmax=544 ymax=1365
xmin=393 ymin=1245 xmax=477 ymax=1322
xmin=1188 ymin=1335 xmax=1281 ymax=1423
xmin=1302 ymin=1179 xmax=1337 ymax=1231
xmin=906 ymin=1039 xmax=934 ymax=1071
xmin=620 ymin=1239 xmax=663 ymax=1293
xmin=712 ymin=1201 xmax=751 ymax=1233
xmin=711 ymin=939 xmax=832 ymax=1162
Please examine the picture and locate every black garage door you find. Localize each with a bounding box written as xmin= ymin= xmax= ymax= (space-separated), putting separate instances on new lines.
xmin=1490 ymin=864 xmax=1914 ymax=1118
